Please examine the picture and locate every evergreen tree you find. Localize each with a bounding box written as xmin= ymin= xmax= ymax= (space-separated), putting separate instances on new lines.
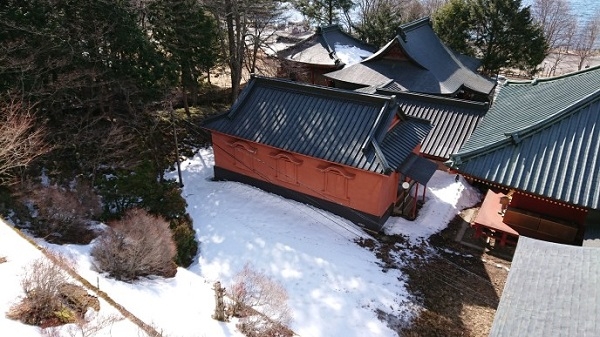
xmin=0 ymin=0 xmax=169 ymax=111
xmin=432 ymin=0 xmax=547 ymax=75
xmin=0 ymin=0 xmax=174 ymax=174
xmin=148 ymin=0 xmax=219 ymax=116
xmin=353 ymin=0 xmax=404 ymax=48
xmin=293 ymin=0 xmax=355 ymax=26
xmin=432 ymin=0 xmax=473 ymax=55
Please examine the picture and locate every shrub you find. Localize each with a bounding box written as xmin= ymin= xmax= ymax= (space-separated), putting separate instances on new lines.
xmin=170 ymin=214 xmax=198 ymax=267
xmin=19 ymin=179 xmax=101 ymax=244
xmin=98 ymin=162 xmax=186 ymax=219
xmin=229 ymin=264 xmax=293 ymax=337
xmin=91 ymin=208 xmax=177 ymax=281
xmin=7 ymin=257 xmax=77 ymax=327
xmin=98 ymin=162 xmax=198 ymax=267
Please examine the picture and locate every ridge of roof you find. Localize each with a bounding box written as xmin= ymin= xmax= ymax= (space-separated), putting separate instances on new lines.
xmin=448 ymin=90 xmax=600 ymax=168
xmin=504 ymin=63 xmax=600 ymax=86
xmin=377 ymin=87 xmax=490 ymax=110
xmin=398 ymin=16 xmax=431 ymax=32
xmin=317 ymin=26 xmax=342 ymax=65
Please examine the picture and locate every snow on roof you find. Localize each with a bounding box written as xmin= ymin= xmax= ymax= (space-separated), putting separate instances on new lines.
xmin=334 ymin=43 xmax=373 ymax=66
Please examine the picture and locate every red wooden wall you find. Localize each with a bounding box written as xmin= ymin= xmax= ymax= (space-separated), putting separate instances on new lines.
xmin=510 ymin=192 xmax=588 ymax=225
xmin=211 ymin=132 xmax=399 ymax=218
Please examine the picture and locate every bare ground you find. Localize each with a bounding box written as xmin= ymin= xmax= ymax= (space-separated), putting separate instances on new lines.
xmin=359 ymin=210 xmax=514 ymax=337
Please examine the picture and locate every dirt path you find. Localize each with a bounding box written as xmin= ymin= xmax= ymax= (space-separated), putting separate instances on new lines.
xmin=360 ymin=212 xmax=513 ymax=337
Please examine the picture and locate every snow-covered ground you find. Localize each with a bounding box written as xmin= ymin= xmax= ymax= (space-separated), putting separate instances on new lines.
xmin=0 ymin=147 xmax=481 ymax=337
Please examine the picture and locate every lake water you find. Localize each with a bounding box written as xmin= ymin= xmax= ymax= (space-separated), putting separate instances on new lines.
xmin=522 ymin=0 xmax=600 ymax=48
xmin=523 ymin=0 xmax=599 ymax=26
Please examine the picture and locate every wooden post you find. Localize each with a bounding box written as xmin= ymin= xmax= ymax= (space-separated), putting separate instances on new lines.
xmin=212 ymin=281 xmax=227 ymax=321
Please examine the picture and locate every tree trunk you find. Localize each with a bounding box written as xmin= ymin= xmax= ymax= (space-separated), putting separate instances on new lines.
xmin=181 ymin=65 xmax=191 ymax=118
xmin=225 ymin=0 xmax=242 ymax=102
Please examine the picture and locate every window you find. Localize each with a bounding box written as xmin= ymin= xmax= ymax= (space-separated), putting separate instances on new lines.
xmin=228 ymin=141 xmax=257 ymax=171
xmin=270 ymin=152 xmax=302 ymax=184
xmin=318 ymin=165 xmax=355 ymax=200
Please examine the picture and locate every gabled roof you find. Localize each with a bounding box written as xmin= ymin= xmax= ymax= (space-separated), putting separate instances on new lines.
xmin=490 ymin=237 xmax=600 ymax=337
xmin=277 ymin=25 xmax=375 ymax=67
xmin=378 ymin=89 xmax=489 ymax=160
xmin=448 ymin=66 xmax=600 ymax=209
xmin=324 ymin=17 xmax=495 ymax=96
xmin=203 ymin=76 xmax=432 ymax=175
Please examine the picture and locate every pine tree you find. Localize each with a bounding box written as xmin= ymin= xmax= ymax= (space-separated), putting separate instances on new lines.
xmin=148 ymin=0 xmax=219 ymax=115
xmin=293 ymin=0 xmax=355 ymax=26
xmin=433 ymin=0 xmax=548 ymax=75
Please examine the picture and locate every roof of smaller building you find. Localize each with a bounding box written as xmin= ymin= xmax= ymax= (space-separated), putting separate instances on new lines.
xmin=490 ymin=236 xmax=600 ymax=337
xmin=277 ymin=25 xmax=376 ymax=67
xmin=448 ymin=65 xmax=600 ymax=209
xmin=379 ymin=89 xmax=489 ymax=160
xmin=324 ymin=17 xmax=495 ymax=96
xmin=203 ymin=76 xmax=432 ymax=175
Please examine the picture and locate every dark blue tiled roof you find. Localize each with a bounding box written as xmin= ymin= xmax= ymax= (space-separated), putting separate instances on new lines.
xmin=380 ymin=90 xmax=489 ymax=160
xmin=380 ymin=118 xmax=432 ymax=170
xmin=448 ymin=66 xmax=600 ymax=209
xmin=203 ymin=77 xmax=431 ymax=175
xmin=490 ymin=237 xmax=600 ymax=337
xmin=324 ymin=17 xmax=495 ymax=96
xmin=277 ymin=25 xmax=376 ymax=67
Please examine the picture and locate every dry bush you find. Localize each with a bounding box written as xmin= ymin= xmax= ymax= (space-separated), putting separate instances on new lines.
xmin=42 ymin=312 xmax=123 ymax=337
xmin=7 ymin=257 xmax=73 ymax=327
xmin=0 ymin=95 xmax=51 ymax=185
xmin=91 ymin=208 xmax=177 ymax=281
xmin=229 ymin=264 xmax=293 ymax=337
xmin=19 ymin=179 xmax=102 ymax=244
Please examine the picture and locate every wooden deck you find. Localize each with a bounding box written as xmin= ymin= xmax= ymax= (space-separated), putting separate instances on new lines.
xmin=472 ymin=190 xmax=519 ymax=246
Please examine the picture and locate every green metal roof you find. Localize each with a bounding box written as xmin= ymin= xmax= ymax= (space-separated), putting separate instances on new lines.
xmin=458 ymin=66 xmax=600 ymax=155
xmin=448 ymin=66 xmax=600 ymax=209
xmin=490 ymin=237 xmax=600 ymax=337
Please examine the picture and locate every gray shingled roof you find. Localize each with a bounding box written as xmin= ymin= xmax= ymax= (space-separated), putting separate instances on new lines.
xmin=490 ymin=236 xmax=600 ymax=337
xmin=448 ymin=66 xmax=600 ymax=209
xmin=379 ymin=90 xmax=489 ymax=160
xmin=324 ymin=17 xmax=495 ymax=96
xmin=203 ymin=76 xmax=432 ymax=175
xmin=277 ymin=25 xmax=376 ymax=67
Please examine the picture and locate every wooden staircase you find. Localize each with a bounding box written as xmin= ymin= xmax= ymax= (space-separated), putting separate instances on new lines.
xmin=393 ymin=180 xmax=417 ymax=219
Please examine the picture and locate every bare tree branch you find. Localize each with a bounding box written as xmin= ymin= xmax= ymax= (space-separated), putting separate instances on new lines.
xmin=0 ymin=95 xmax=51 ymax=185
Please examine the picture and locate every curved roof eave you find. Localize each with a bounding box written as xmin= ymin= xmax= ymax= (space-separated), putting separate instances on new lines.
xmin=450 ymin=91 xmax=600 ymax=167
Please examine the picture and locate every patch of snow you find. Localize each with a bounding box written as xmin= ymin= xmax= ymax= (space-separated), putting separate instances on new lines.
xmin=0 ymin=220 xmax=141 ymax=337
xmin=383 ymin=172 xmax=481 ymax=242
xmin=334 ymin=43 xmax=373 ymax=66
xmin=0 ymin=147 xmax=483 ymax=337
